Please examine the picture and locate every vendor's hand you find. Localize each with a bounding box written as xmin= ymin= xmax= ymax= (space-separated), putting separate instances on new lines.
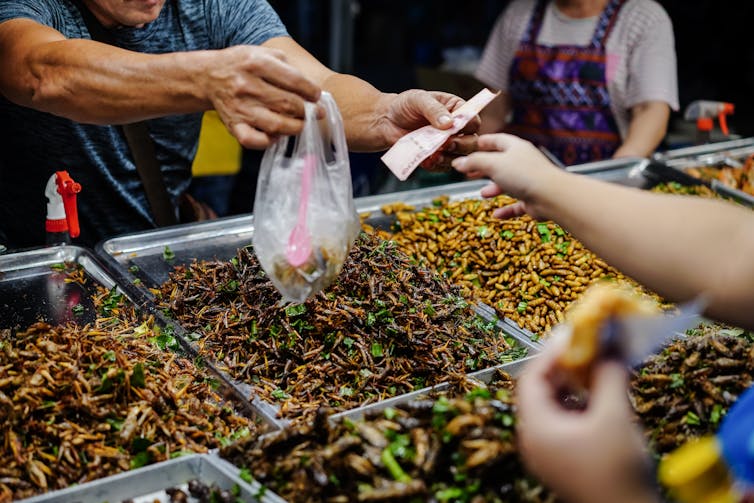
xmin=205 ymin=45 xmax=321 ymax=149
xmin=451 ymin=133 xmax=563 ymax=219
xmin=517 ymin=340 xmax=659 ymax=503
xmin=382 ymin=90 xmax=481 ymax=172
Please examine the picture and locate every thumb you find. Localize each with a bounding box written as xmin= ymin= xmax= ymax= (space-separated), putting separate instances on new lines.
xmin=589 ymin=362 xmax=631 ymax=416
xmin=492 ymin=201 xmax=529 ymax=219
xmin=412 ymin=92 xmax=454 ymax=130
xmin=480 ymin=182 xmax=503 ymax=198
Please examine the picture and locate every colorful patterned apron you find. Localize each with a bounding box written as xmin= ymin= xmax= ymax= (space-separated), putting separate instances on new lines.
xmin=508 ymin=0 xmax=626 ymax=165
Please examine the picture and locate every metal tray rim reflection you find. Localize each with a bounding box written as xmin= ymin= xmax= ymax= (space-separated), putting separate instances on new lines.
xmin=330 ymin=355 xmax=537 ymax=423
xmin=564 ymin=155 xmax=647 ymax=174
xmin=15 ymin=453 xmax=272 ymax=503
xmin=0 ymin=245 xmax=119 ymax=293
xmin=652 ymin=137 xmax=754 ymax=163
xmin=353 ymin=179 xmax=491 ymax=214
xmin=100 ymin=214 xmax=255 ymax=260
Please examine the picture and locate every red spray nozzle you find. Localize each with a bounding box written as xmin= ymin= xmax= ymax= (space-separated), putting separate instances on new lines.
xmin=684 ymin=100 xmax=735 ymax=136
xmin=55 ymin=171 xmax=81 ymax=238
xmin=718 ymin=103 xmax=734 ymax=136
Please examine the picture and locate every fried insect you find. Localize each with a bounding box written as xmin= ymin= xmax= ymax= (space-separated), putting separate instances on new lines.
xmin=685 ymin=154 xmax=754 ymax=196
xmin=630 ymin=329 xmax=754 ymax=455
xmin=363 ymin=195 xmax=666 ymax=336
xmin=221 ymin=372 xmax=558 ymax=503
xmin=0 ymin=288 xmax=254 ymax=501
xmin=158 ymin=233 xmax=526 ymax=423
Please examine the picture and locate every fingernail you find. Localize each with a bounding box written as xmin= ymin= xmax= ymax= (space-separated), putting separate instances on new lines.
xmin=438 ymin=115 xmax=452 ymax=126
xmin=452 ymin=157 xmax=466 ymax=169
xmin=447 ymin=141 xmax=457 ymax=153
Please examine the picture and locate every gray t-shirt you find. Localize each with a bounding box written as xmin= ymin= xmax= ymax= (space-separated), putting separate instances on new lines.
xmin=0 ymin=0 xmax=287 ymax=248
xmin=476 ymin=0 xmax=679 ymax=138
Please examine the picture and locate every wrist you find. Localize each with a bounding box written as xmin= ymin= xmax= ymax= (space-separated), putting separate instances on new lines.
xmin=375 ymin=92 xmax=399 ymax=149
xmin=189 ymin=49 xmax=224 ymax=110
xmin=526 ymin=167 xmax=571 ymax=221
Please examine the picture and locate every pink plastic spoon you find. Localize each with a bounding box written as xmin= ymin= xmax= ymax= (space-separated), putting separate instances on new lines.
xmin=286 ymin=153 xmax=316 ymax=267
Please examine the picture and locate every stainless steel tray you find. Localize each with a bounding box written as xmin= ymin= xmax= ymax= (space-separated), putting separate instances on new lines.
xmin=357 ymin=157 xmax=651 ymax=218
xmin=232 ymin=356 xmax=538 ymax=503
xmin=0 ymin=245 xmax=280 ymax=426
xmin=0 ymin=245 xmax=126 ymax=328
xmin=17 ymin=454 xmax=270 ymax=503
xmin=653 ymin=137 xmax=754 ymax=164
xmin=640 ymin=158 xmax=754 ymax=208
xmin=474 ymin=302 xmax=544 ymax=349
xmin=96 ymin=157 xmax=652 ymax=300
xmin=97 ymin=214 xmax=256 ymax=297
xmin=355 ymin=179 xmax=490 ymax=214
xmin=565 ymin=157 xmax=651 ymax=187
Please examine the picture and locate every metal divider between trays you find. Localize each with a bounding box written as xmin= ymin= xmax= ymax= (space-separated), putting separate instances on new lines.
xmin=91 ymin=243 xmax=286 ymax=429
xmin=652 ymin=137 xmax=754 ymax=164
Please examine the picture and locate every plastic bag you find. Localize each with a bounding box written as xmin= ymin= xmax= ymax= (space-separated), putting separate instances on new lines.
xmin=252 ymin=91 xmax=360 ymax=303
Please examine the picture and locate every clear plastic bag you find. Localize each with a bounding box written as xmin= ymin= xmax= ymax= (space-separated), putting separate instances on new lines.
xmin=252 ymin=91 xmax=360 ymax=303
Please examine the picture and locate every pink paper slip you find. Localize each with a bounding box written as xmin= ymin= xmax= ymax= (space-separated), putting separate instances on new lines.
xmin=381 ymin=88 xmax=498 ymax=181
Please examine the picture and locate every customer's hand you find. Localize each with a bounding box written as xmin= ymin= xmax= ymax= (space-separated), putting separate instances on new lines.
xmin=382 ymin=90 xmax=481 ymax=172
xmin=452 ymin=133 xmax=564 ymax=219
xmin=517 ymin=339 xmax=660 ymax=503
xmin=205 ymin=45 xmax=322 ymax=149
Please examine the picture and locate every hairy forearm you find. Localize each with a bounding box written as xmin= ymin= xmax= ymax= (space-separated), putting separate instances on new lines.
xmin=322 ymin=72 xmax=392 ymax=151
xmin=0 ymin=24 xmax=211 ymax=124
xmin=532 ymin=171 xmax=754 ymax=328
xmin=613 ymin=101 xmax=669 ymax=158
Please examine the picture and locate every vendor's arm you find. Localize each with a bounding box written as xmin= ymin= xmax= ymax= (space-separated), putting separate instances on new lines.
xmin=453 ymin=134 xmax=754 ymax=330
xmin=263 ymin=37 xmax=477 ymax=152
xmin=0 ymin=19 xmax=474 ymax=152
xmin=613 ymin=101 xmax=670 ymax=158
xmin=0 ymin=18 xmax=321 ymax=148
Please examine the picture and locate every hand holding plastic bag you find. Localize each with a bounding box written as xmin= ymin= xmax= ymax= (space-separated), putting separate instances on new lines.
xmin=253 ymin=92 xmax=360 ymax=302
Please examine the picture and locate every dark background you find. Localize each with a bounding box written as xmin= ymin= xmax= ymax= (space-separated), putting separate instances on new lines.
xmin=221 ymin=0 xmax=754 ymax=214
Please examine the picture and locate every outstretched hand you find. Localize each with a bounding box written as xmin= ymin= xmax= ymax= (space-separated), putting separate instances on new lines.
xmin=206 ymin=45 xmax=322 ymax=149
xmin=452 ymin=134 xmax=564 ymax=219
xmin=517 ymin=337 xmax=659 ymax=503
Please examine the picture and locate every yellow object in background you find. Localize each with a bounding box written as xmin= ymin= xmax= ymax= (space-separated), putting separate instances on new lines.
xmin=192 ymin=111 xmax=242 ymax=177
xmin=659 ymin=435 xmax=740 ymax=503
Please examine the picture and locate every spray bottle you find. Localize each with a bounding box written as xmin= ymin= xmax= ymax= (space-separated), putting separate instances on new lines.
xmin=44 ymin=171 xmax=81 ymax=246
xmin=684 ymin=100 xmax=735 ymax=145
xmin=659 ymin=385 xmax=754 ymax=503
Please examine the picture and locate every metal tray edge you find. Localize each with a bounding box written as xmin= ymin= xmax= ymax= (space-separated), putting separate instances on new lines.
xmin=653 ymin=137 xmax=754 ymax=162
xmin=16 ymin=454 xmax=270 ymax=503
xmin=330 ymin=355 xmax=538 ymax=423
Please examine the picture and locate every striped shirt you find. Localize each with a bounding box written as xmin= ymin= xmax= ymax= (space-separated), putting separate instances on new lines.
xmin=0 ymin=0 xmax=287 ymax=248
xmin=476 ymin=0 xmax=679 ymax=138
